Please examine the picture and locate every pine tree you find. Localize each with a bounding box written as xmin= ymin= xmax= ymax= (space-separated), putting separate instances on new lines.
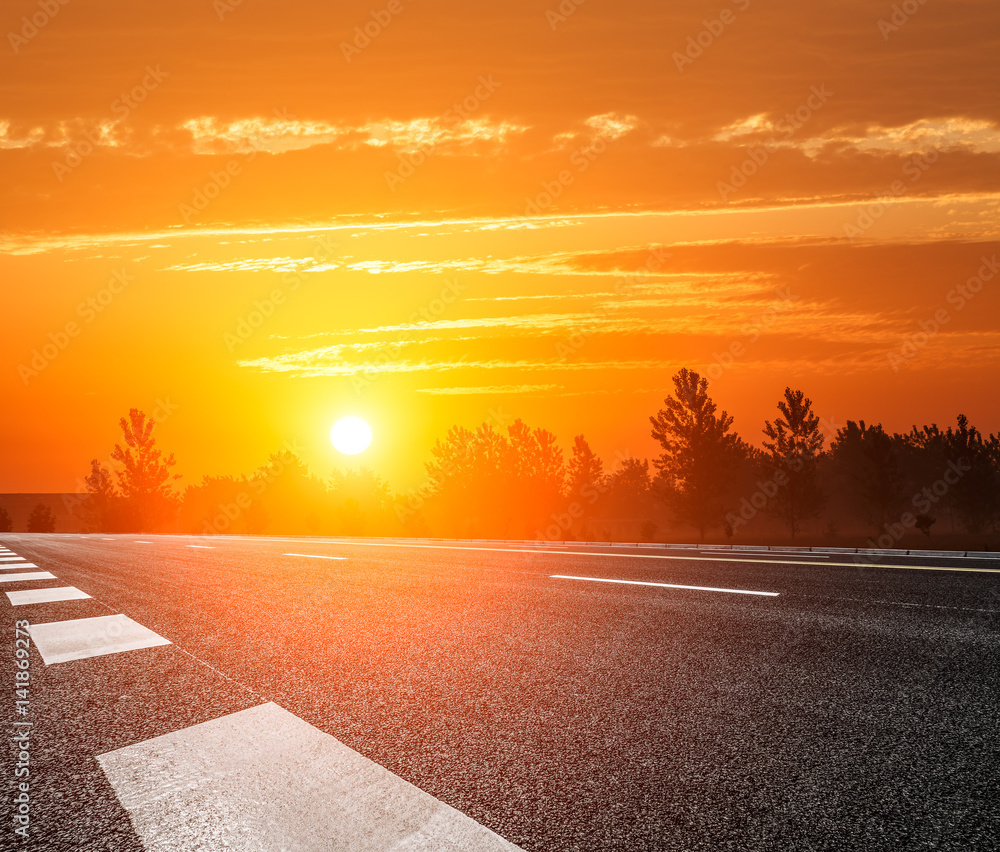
xmin=761 ymin=387 xmax=826 ymax=538
xmin=111 ymin=409 xmax=180 ymax=531
xmin=650 ymin=368 xmax=747 ymax=540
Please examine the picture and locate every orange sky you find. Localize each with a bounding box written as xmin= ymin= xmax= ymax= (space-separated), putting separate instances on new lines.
xmin=2 ymin=0 xmax=998 ymax=494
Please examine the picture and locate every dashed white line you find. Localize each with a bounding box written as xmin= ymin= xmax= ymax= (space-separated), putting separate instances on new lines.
xmin=552 ymin=574 xmax=780 ymax=597
xmin=98 ymin=702 xmax=525 ymax=852
xmin=0 ymin=572 xmax=56 ymax=583
xmin=285 ymin=553 xmax=347 ymax=560
xmin=28 ymin=614 xmax=171 ymax=664
xmin=186 ymin=545 xmax=215 ymax=549
xmin=7 ymin=587 xmax=91 ymax=605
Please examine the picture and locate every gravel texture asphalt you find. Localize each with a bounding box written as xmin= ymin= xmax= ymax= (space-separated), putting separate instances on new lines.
xmin=2 ymin=534 xmax=999 ymax=851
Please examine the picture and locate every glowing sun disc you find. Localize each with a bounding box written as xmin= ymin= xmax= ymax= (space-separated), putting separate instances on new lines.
xmin=330 ymin=417 xmax=372 ymax=455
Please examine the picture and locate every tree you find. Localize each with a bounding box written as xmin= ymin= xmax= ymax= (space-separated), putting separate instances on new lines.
xmin=423 ymin=419 xmax=566 ymax=538
xmin=604 ymin=457 xmax=653 ymax=517
xmin=940 ymin=415 xmax=999 ymax=534
xmin=761 ymin=388 xmax=826 ymax=538
xmin=566 ymin=435 xmax=605 ymax=536
xmin=649 ymin=368 xmax=748 ymax=540
xmin=329 ymin=466 xmax=392 ymax=535
xmin=27 ymin=504 xmax=56 ymax=533
xmin=110 ymin=409 xmax=180 ymax=531
xmin=829 ymin=421 xmax=905 ymax=535
xmin=906 ymin=416 xmax=1000 ymax=534
xmin=0 ymin=506 xmax=12 ymax=533
xmin=82 ymin=459 xmax=123 ymax=532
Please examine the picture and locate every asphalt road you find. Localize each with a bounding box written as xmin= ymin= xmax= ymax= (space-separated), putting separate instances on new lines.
xmin=3 ymin=534 xmax=1000 ymax=851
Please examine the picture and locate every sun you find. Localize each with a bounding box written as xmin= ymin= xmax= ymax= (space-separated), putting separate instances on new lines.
xmin=330 ymin=416 xmax=372 ymax=455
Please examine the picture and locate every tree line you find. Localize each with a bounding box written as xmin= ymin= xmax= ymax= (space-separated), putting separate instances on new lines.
xmin=55 ymin=371 xmax=1000 ymax=547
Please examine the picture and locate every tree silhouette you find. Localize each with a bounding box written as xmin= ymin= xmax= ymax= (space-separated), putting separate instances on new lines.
xmin=761 ymin=388 xmax=826 ymax=538
xmin=0 ymin=506 xmax=12 ymax=533
xmin=566 ymin=435 xmax=605 ymax=536
xmin=329 ymin=466 xmax=392 ymax=534
xmin=829 ymin=421 xmax=905 ymax=534
xmin=940 ymin=415 xmax=999 ymax=534
xmin=83 ymin=459 xmax=122 ymax=532
xmin=650 ymin=368 xmax=747 ymax=540
xmin=27 ymin=503 xmax=56 ymax=533
xmin=424 ymin=419 xmax=566 ymax=537
xmin=111 ymin=409 xmax=180 ymax=531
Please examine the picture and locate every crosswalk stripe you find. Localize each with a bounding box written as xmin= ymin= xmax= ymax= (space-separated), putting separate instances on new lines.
xmin=98 ymin=702 xmax=525 ymax=851
xmin=0 ymin=563 xmax=37 ymax=570
xmin=28 ymin=614 xmax=171 ymax=664
xmin=0 ymin=572 xmax=55 ymax=583
xmin=7 ymin=587 xmax=91 ymax=605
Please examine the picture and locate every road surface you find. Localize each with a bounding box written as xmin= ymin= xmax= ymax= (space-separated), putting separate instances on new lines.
xmin=2 ymin=534 xmax=999 ymax=851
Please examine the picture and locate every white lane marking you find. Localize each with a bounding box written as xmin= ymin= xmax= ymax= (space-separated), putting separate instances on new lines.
xmin=102 ymin=537 xmax=116 ymax=541
xmin=700 ymin=550 xmax=830 ymax=559
xmin=186 ymin=545 xmax=215 ymax=549
xmin=0 ymin=572 xmax=55 ymax=583
xmin=0 ymin=555 xmax=28 ymax=561
xmin=7 ymin=587 xmax=91 ymax=605
xmin=0 ymin=563 xmax=38 ymax=570
xmin=552 ymin=574 xmax=779 ymax=597
xmin=285 ymin=553 xmax=347 ymax=560
xmin=134 ymin=541 xmax=152 ymax=544
xmin=29 ymin=614 xmax=171 ymax=664
xmin=177 ymin=535 xmax=1000 ymax=574
xmin=98 ymin=702 xmax=525 ymax=852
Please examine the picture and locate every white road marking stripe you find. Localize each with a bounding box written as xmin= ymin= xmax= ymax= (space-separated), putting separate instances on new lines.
xmin=28 ymin=614 xmax=171 ymax=664
xmin=0 ymin=563 xmax=37 ymax=570
xmin=134 ymin=540 xmax=152 ymax=544
xmin=180 ymin=536 xmax=1000 ymax=574
xmin=285 ymin=553 xmax=347 ymax=560
xmin=0 ymin=555 xmax=28 ymax=561
xmin=102 ymin=537 xmax=115 ymax=540
xmin=0 ymin=572 xmax=55 ymax=583
xmin=552 ymin=574 xmax=779 ymax=597
xmin=186 ymin=545 xmax=215 ymax=549
xmin=98 ymin=702 xmax=525 ymax=852
xmin=7 ymin=587 xmax=91 ymax=605
xmin=700 ymin=550 xmax=829 ymax=559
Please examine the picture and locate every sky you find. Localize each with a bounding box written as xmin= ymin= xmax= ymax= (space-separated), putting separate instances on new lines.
xmin=1 ymin=0 xmax=998 ymax=494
